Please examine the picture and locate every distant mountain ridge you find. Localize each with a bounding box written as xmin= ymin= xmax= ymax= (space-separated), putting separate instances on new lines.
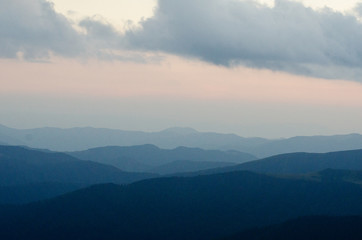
xmin=150 ymin=160 xmax=236 ymax=175
xmin=68 ymin=144 xmax=256 ymax=173
xmin=0 ymin=145 xmax=156 ymax=204
xmin=0 ymin=145 xmax=155 ymax=186
xmin=190 ymin=149 xmax=362 ymax=176
xmin=1 ymin=123 xmax=362 ymax=157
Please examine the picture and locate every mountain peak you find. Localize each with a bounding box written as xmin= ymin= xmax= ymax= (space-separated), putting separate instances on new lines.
xmin=0 ymin=123 xmax=11 ymax=130
xmin=160 ymin=127 xmax=198 ymax=135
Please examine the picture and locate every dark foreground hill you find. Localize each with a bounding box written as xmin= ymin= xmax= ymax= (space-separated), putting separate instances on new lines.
xmin=1 ymin=170 xmax=362 ymax=240
xmin=194 ymin=149 xmax=362 ymax=176
xmin=221 ymin=215 xmax=362 ymax=240
xmin=0 ymin=146 xmax=156 ymax=204
xmin=0 ymin=182 xmax=81 ymax=205
xmin=69 ymin=145 xmax=256 ymax=173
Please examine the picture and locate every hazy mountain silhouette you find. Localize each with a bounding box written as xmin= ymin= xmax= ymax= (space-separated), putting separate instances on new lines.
xmin=69 ymin=145 xmax=255 ymax=173
xmin=150 ymin=160 xmax=236 ymax=174
xmin=0 ymin=124 xmax=25 ymax=146
xmin=1 ymin=169 xmax=362 ymax=240
xmin=160 ymin=127 xmax=199 ymax=135
xmin=221 ymin=215 xmax=362 ymax=240
xmin=1 ymin=123 xmax=362 ymax=157
xmin=253 ymin=134 xmax=362 ymax=157
xmin=192 ymin=149 xmax=362 ymax=176
xmin=0 ymin=145 xmax=156 ymax=203
xmin=0 ymin=145 xmax=156 ymax=186
xmin=0 ymin=124 xmax=265 ymax=152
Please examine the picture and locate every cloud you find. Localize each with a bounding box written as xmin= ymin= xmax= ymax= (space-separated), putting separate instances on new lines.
xmin=2 ymin=0 xmax=362 ymax=80
xmin=0 ymin=0 xmax=85 ymax=59
xmin=79 ymin=17 xmax=122 ymax=49
xmin=0 ymin=0 xmax=157 ymax=62
xmin=123 ymin=0 xmax=362 ymax=80
xmin=355 ymin=3 xmax=362 ymax=16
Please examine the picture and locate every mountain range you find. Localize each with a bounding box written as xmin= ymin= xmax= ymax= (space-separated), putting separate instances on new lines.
xmin=2 ymin=124 xmax=362 ymax=157
xmin=1 ymin=140 xmax=362 ymax=239
xmin=68 ymin=144 xmax=256 ymax=173
xmin=0 ymin=145 xmax=156 ymax=204
xmin=2 ymin=143 xmax=362 ymax=205
xmin=1 ymin=169 xmax=361 ymax=240
xmin=191 ymin=149 xmax=362 ymax=176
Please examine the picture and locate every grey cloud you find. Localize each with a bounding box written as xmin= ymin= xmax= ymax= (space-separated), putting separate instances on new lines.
xmin=355 ymin=3 xmax=362 ymax=16
xmin=0 ymin=0 xmax=85 ymax=59
xmin=0 ymin=0 xmax=156 ymax=62
xmin=79 ymin=17 xmax=123 ymax=49
xmin=123 ymin=0 xmax=362 ymax=80
xmin=78 ymin=17 xmax=163 ymax=62
xmin=3 ymin=0 xmax=362 ymax=80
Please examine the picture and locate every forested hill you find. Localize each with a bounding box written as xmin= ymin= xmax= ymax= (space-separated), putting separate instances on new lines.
xmin=1 ymin=169 xmax=362 ymax=240
xmin=192 ymin=149 xmax=362 ymax=176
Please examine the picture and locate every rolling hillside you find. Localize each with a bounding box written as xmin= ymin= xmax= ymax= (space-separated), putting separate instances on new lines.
xmin=0 ymin=145 xmax=156 ymax=204
xmin=69 ymin=145 xmax=255 ymax=173
xmin=1 ymin=169 xmax=362 ymax=240
xmin=194 ymin=149 xmax=362 ymax=176
xmin=221 ymin=215 xmax=362 ymax=240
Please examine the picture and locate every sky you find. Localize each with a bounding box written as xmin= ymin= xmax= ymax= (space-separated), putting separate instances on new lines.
xmin=1 ymin=0 xmax=362 ymax=138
